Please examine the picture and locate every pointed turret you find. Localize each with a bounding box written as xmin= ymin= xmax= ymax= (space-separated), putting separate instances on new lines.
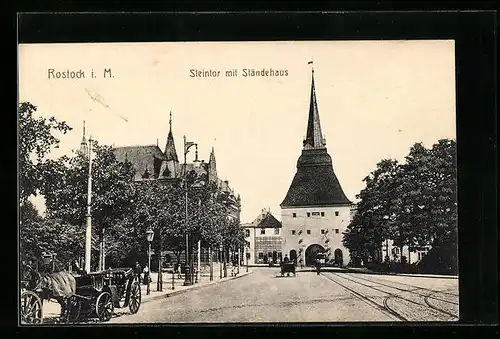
xmin=303 ymin=69 xmax=326 ymax=150
xmin=208 ymin=146 xmax=218 ymax=183
xmin=79 ymin=121 xmax=88 ymax=155
xmin=164 ymin=111 xmax=179 ymax=161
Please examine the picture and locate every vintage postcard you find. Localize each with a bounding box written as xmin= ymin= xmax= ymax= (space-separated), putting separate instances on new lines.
xmin=18 ymin=40 xmax=458 ymax=324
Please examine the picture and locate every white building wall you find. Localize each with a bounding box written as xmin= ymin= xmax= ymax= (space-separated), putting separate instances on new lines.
xmin=244 ymin=227 xmax=255 ymax=265
xmin=281 ymin=205 xmax=351 ymax=265
xmin=381 ymin=239 xmax=430 ymax=265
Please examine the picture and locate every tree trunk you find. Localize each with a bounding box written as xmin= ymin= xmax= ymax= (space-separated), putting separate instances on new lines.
xmin=223 ymin=244 xmax=227 ymax=278
xmin=98 ymin=227 xmax=105 ymax=271
xmin=209 ymin=246 xmax=213 ymax=281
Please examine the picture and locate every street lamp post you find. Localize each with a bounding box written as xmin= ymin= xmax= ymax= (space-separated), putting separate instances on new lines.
xmin=246 ymin=246 xmax=249 ymax=272
xmin=146 ymin=227 xmax=154 ymax=295
xmin=84 ymin=135 xmax=93 ymax=273
xmin=183 ymin=136 xmax=197 ymax=286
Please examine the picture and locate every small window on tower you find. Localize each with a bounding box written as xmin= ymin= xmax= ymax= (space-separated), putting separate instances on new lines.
xmin=274 ymin=228 xmax=279 ymax=235
xmin=335 ymin=211 xmax=339 ymax=216
xmin=260 ymin=229 xmax=265 ymax=235
xmin=321 ymin=229 xmax=325 ymax=234
xmin=307 ymin=212 xmax=311 ymax=217
xmin=291 ymin=230 xmax=296 ymax=235
xmin=245 ymin=229 xmax=250 ymax=237
xmin=292 ymin=213 xmax=297 ymax=218
xmin=307 ymin=230 xmax=311 ymax=235
xmin=321 ymin=212 xmax=325 ymax=217
xmin=335 ymin=229 xmax=339 ymax=234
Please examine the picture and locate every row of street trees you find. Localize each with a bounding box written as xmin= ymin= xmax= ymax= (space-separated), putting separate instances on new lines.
xmin=19 ymin=101 xmax=245 ymax=271
xmin=343 ymin=139 xmax=458 ymax=274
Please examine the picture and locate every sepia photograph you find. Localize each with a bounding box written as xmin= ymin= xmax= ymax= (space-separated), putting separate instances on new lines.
xmin=18 ymin=40 xmax=458 ymax=324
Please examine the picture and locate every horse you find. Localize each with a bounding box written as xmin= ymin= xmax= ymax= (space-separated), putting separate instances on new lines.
xmin=23 ymin=259 xmax=78 ymax=322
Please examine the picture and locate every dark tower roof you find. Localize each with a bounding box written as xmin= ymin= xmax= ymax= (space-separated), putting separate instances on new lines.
xmin=281 ymin=67 xmax=351 ymax=208
xmin=303 ymin=69 xmax=326 ymax=150
xmin=164 ymin=111 xmax=179 ymax=162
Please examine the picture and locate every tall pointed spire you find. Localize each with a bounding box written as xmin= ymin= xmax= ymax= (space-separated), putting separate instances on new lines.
xmin=303 ymin=66 xmax=326 ymax=150
xmin=79 ymin=120 xmax=88 ymax=155
xmin=281 ymin=63 xmax=351 ymax=208
xmin=164 ymin=111 xmax=179 ymax=161
xmin=208 ymin=145 xmax=217 ymax=183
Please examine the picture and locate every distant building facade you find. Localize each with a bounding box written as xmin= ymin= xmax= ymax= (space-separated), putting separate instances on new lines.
xmin=280 ymin=68 xmax=352 ymax=267
xmin=242 ymin=208 xmax=282 ymax=265
xmin=110 ymin=113 xmax=241 ymax=220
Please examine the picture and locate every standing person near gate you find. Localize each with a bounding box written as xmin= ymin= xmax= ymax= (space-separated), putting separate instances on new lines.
xmin=142 ymin=265 xmax=150 ymax=285
xmin=134 ymin=261 xmax=142 ymax=282
xmin=315 ymin=255 xmax=322 ymax=275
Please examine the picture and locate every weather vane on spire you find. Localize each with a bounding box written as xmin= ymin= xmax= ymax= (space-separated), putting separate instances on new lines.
xmin=308 ymin=59 xmax=314 ymax=72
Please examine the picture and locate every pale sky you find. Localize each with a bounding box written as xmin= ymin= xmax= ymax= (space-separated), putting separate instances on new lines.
xmin=18 ymin=40 xmax=456 ymax=223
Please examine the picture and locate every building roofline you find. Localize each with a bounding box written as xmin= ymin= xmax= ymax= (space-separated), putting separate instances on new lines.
xmin=280 ymin=203 xmax=352 ymax=209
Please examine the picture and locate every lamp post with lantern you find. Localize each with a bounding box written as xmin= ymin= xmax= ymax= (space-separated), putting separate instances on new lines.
xmin=146 ymin=227 xmax=154 ymax=295
xmin=183 ymin=136 xmax=197 ymax=286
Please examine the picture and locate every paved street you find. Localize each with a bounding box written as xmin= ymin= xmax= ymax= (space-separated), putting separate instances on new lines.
xmin=109 ymin=267 xmax=459 ymax=323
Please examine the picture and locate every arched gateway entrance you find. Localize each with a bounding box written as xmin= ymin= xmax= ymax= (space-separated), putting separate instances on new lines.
xmin=305 ymin=244 xmax=326 ymax=266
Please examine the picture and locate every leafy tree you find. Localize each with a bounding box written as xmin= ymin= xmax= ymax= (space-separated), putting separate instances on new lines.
xmin=343 ymin=159 xmax=401 ymax=264
xmin=41 ymin=141 xmax=136 ymax=271
xmin=343 ymin=139 xmax=457 ymax=273
xmin=19 ymin=102 xmax=72 ymax=204
xmin=20 ymin=201 xmax=85 ymax=267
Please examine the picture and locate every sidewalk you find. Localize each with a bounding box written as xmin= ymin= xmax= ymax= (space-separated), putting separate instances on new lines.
xmin=141 ymin=264 xmax=252 ymax=304
xmin=41 ymin=263 xmax=252 ymax=321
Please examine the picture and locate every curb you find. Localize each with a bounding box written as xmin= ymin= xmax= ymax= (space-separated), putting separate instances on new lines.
xmin=141 ymin=271 xmax=253 ymax=304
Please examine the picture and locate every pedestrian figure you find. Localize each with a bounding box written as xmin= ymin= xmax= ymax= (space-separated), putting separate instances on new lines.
xmin=134 ymin=261 xmax=142 ymax=282
xmin=174 ymin=262 xmax=181 ymax=279
xmin=283 ymin=254 xmax=290 ymax=263
xmin=299 ymin=258 xmax=304 ymax=269
xmin=142 ymin=265 xmax=150 ymax=285
xmin=315 ymin=258 xmax=321 ymax=275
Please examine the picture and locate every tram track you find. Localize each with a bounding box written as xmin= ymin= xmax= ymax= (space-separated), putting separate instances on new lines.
xmin=343 ymin=273 xmax=459 ymax=306
xmin=321 ymin=272 xmax=459 ymax=321
xmin=319 ymin=272 xmax=408 ymax=321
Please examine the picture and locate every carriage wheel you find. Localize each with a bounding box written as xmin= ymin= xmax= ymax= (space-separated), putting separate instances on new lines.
xmin=21 ymin=291 xmax=43 ymax=324
xmin=96 ymin=292 xmax=114 ymax=322
xmin=66 ymin=296 xmax=81 ymax=323
xmin=128 ymin=281 xmax=141 ymax=314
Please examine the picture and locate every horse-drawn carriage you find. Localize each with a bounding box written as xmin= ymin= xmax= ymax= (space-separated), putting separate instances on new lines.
xmin=280 ymin=262 xmax=296 ymax=277
xmin=20 ymin=262 xmax=141 ymax=324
